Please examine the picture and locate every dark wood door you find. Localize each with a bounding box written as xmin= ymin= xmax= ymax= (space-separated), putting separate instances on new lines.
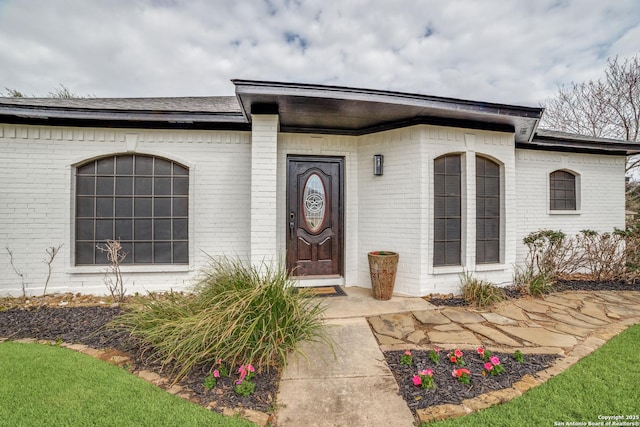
xmin=287 ymin=156 xmax=343 ymax=276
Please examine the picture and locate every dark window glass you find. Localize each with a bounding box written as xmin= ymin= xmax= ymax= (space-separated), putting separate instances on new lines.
xmin=434 ymin=154 xmax=461 ymax=266
xmin=116 ymin=156 xmax=134 ymax=175
xmin=75 ymin=154 xmax=189 ymax=265
xmin=550 ymin=171 xmax=576 ymax=210
xmin=476 ymin=156 xmax=500 ymax=264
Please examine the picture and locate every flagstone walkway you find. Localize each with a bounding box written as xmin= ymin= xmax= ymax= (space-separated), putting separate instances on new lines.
xmin=369 ymin=290 xmax=640 ymax=423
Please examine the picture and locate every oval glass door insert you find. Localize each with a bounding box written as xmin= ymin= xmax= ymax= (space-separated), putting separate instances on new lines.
xmin=303 ymin=173 xmax=326 ymax=232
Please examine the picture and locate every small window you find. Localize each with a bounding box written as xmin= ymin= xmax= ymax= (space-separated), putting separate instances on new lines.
xmin=75 ymin=154 xmax=189 ymax=265
xmin=550 ymin=170 xmax=576 ymax=210
xmin=434 ymin=154 xmax=462 ymax=266
xmin=476 ymin=156 xmax=500 ymax=264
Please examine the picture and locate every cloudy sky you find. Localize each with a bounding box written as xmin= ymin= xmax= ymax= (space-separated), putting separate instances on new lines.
xmin=0 ymin=0 xmax=638 ymax=106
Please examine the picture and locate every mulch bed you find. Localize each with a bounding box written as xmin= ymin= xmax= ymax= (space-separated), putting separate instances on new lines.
xmin=0 ymin=305 xmax=278 ymax=414
xmin=425 ymin=279 xmax=640 ymax=306
xmin=385 ymin=349 xmax=560 ymax=411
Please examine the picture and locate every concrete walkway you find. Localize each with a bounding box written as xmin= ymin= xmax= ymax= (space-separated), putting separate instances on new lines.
xmin=274 ymin=287 xmax=640 ymax=426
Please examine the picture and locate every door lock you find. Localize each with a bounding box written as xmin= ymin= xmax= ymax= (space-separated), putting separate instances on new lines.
xmin=289 ymin=212 xmax=296 ymax=240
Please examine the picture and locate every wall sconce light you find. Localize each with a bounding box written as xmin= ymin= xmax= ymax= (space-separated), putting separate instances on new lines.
xmin=373 ymin=154 xmax=384 ymax=175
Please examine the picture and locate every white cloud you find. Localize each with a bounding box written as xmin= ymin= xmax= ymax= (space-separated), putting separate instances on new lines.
xmin=0 ymin=0 xmax=638 ymax=105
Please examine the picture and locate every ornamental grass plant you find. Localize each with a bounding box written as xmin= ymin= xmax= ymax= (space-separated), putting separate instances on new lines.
xmin=112 ymin=257 xmax=331 ymax=381
xmin=459 ymin=272 xmax=506 ymax=308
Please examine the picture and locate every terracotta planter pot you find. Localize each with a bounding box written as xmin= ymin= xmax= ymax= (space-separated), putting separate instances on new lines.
xmin=367 ymin=251 xmax=399 ymax=300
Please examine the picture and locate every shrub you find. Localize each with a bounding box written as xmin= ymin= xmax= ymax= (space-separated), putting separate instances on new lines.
xmin=459 ymin=272 xmax=506 ymax=308
xmin=111 ymin=257 xmax=331 ymax=380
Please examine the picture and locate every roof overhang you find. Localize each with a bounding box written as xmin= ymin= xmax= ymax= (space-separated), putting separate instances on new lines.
xmin=522 ymin=129 xmax=640 ymax=156
xmin=233 ymin=79 xmax=544 ymax=143
xmin=0 ymin=98 xmax=248 ymax=130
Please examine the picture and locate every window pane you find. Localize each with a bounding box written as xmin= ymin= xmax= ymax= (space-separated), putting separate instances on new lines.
xmin=135 ymin=198 xmax=152 ymax=217
xmin=97 ymin=157 xmax=115 ymax=175
xmin=96 ymin=177 xmax=114 ymax=195
xmin=96 ymin=220 xmax=113 ymax=240
xmin=133 ymin=242 xmax=152 ymax=263
xmin=486 ymin=197 xmax=499 ymax=216
xmin=75 ymin=242 xmax=95 ymax=265
xmin=95 ymin=248 xmax=110 ymax=265
xmin=119 ymin=242 xmax=133 ymax=264
xmin=173 ymin=198 xmax=188 ymax=216
xmin=477 ymin=219 xmax=486 ymax=239
xmin=134 ymin=219 xmax=152 ymax=240
xmin=135 ymin=177 xmax=152 ymax=195
xmin=173 ymin=219 xmax=188 ymax=240
xmin=154 ymin=198 xmax=171 ymax=217
xmin=485 ymin=177 xmax=499 ymax=195
xmin=433 ymin=242 xmax=445 ymax=266
xmin=115 ymin=198 xmax=132 ymax=217
xmin=173 ymin=163 xmax=188 ymax=176
xmin=77 ymin=176 xmax=95 ymax=195
xmin=154 ymin=219 xmax=171 ymax=240
xmin=135 ymin=156 xmax=153 ymax=175
xmin=76 ymin=197 xmax=94 ymax=217
xmin=154 ymin=242 xmax=172 ymax=263
xmin=173 ymin=177 xmax=189 ymax=195
xmin=154 ymin=177 xmax=172 ymax=195
xmin=115 ymin=219 xmax=133 ymax=240
xmin=115 ymin=177 xmax=133 ymax=195
xmin=445 ymin=218 xmax=460 ymax=240
xmin=445 ymin=242 xmax=461 ymax=265
xmin=445 ymin=155 xmax=460 ymax=174
xmin=77 ymin=162 xmax=95 ymax=175
xmin=96 ymin=197 xmax=113 ymax=218
xmin=434 ymin=175 xmax=445 ymax=195
xmin=445 ymin=197 xmax=460 ymax=216
xmin=173 ymin=242 xmax=188 ymax=263
xmin=444 ymin=176 xmax=460 ymax=195
xmin=116 ymin=156 xmax=133 ymax=175
xmin=434 ymin=158 xmax=445 ymax=174
xmin=154 ymin=158 xmax=172 ymax=175
xmin=485 ymin=241 xmax=499 ymax=263
xmin=434 ymin=218 xmax=445 ymax=241
xmin=76 ymin=219 xmax=94 ymax=240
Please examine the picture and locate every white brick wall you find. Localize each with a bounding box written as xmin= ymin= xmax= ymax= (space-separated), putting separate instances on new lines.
xmin=250 ymin=115 xmax=279 ymax=268
xmin=515 ymin=149 xmax=626 ymax=264
xmin=0 ymin=122 xmax=628 ymax=298
xmin=0 ymin=124 xmax=251 ymax=296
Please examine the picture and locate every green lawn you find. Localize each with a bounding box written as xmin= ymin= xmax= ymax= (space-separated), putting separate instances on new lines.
xmin=0 ymin=341 xmax=256 ymax=427
xmin=429 ymin=323 xmax=640 ymax=426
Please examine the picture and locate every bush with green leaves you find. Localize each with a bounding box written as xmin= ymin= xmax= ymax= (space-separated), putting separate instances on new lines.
xmin=459 ymin=272 xmax=506 ymax=308
xmin=111 ymin=257 xmax=331 ymax=380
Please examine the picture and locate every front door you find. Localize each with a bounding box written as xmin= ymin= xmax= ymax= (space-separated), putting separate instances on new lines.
xmin=286 ymin=156 xmax=343 ymax=276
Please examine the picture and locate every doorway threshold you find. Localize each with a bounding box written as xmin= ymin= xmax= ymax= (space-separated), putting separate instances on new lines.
xmin=292 ymin=276 xmax=344 ymax=287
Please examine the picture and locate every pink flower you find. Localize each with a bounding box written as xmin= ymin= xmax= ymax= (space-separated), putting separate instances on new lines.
xmin=434 ymin=346 xmax=440 ymax=353
xmin=246 ymin=364 xmax=255 ymax=373
xmin=213 ymin=369 xmax=220 ymax=378
xmin=450 ymin=356 xmax=457 ymax=363
xmin=404 ymin=350 xmax=411 ymax=356
xmin=418 ymin=369 xmax=433 ymax=377
xmin=477 ymin=347 xmax=485 ymax=356
xmin=412 ymin=375 xmax=422 ymax=386
xmin=454 ymin=349 xmax=463 ymax=358
xmin=216 ymin=358 xmax=222 ymax=365
xmin=484 ymin=362 xmax=493 ymax=371
xmin=490 ymin=356 xmax=501 ymax=366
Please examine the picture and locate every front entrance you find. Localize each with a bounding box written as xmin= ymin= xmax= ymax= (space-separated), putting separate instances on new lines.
xmin=286 ymin=156 xmax=343 ymax=276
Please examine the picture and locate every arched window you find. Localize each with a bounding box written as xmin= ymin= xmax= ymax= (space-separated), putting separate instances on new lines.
xmin=434 ymin=154 xmax=462 ymax=266
xmin=75 ymin=154 xmax=188 ymax=265
xmin=476 ymin=156 xmax=501 ymax=264
xmin=549 ymin=170 xmax=576 ymax=210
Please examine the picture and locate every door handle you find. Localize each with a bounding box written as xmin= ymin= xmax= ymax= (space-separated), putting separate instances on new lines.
xmin=289 ymin=212 xmax=296 ymax=240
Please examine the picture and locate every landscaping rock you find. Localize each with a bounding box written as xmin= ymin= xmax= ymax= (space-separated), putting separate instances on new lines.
xmin=441 ymin=308 xmax=485 ymax=324
xmin=412 ymin=310 xmax=451 ymax=325
xmin=368 ymin=313 xmax=415 ymax=339
xmin=495 ymin=326 xmax=577 ymax=347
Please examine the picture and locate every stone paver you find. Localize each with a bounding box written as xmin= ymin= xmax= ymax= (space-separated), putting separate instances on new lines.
xmin=368 ymin=313 xmax=415 ymax=340
xmin=544 ymin=311 xmax=602 ymax=329
xmin=433 ymin=323 xmax=465 ymax=332
xmin=413 ymin=310 xmax=451 ymax=325
xmin=513 ymin=299 xmax=551 ymax=314
xmin=463 ymin=323 xmax=521 ymax=346
xmin=441 ymin=308 xmax=485 ymax=324
xmin=493 ymin=304 xmax=528 ymax=321
xmin=495 ymin=326 xmax=578 ymax=347
xmin=480 ymin=312 xmax=519 ymax=325
xmin=427 ymin=330 xmax=481 ymax=345
xmin=579 ymin=301 xmax=611 ymax=322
